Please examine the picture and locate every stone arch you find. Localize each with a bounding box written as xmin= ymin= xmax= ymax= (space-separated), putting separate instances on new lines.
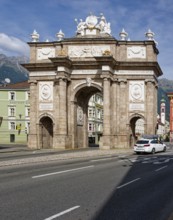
xmin=72 ymin=82 xmax=103 ymax=102
xmin=39 ymin=116 xmax=53 ymax=149
xmin=72 ymin=84 xmax=103 ymax=148
xmin=129 ymin=113 xmax=146 ymax=147
xmin=38 ymin=113 xmax=55 ymax=124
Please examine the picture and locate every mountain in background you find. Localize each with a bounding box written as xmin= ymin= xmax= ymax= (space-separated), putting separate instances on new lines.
xmin=0 ymin=54 xmax=29 ymax=84
xmin=158 ymin=78 xmax=173 ymax=92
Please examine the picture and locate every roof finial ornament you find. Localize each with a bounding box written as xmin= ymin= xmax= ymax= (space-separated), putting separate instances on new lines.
xmin=119 ymin=28 xmax=128 ymax=41
xmin=31 ymin=30 xmax=39 ymax=42
xmin=145 ymin=29 xmax=154 ymax=40
xmin=145 ymin=29 xmax=158 ymax=45
xmin=56 ymin=29 xmax=65 ymax=41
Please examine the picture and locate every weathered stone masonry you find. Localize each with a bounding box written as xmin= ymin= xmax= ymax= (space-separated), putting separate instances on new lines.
xmin=23 ymin=14 xmax=163 ymax=150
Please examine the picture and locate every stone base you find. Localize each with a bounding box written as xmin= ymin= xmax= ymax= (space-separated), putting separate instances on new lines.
xmin=28 ymin=134 xmax=38 ymax=149
xmin=100 ymin=145 xmax=111 ymax=150
xmin=53 ymin=135 xmax=70 ymax=149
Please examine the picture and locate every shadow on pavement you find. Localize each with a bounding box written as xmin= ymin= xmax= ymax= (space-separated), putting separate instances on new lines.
xmin=93 ymin=152 xmax=173 ymax=220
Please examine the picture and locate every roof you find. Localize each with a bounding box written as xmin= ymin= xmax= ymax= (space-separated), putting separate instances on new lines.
xmin=0 ymin=81 xmax=29 ymax=90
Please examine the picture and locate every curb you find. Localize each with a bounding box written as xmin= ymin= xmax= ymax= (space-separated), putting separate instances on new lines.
xmin=0 ymin=149 xmax=133 ymax=167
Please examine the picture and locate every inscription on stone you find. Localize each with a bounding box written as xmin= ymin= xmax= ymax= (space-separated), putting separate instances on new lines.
xmin=39 ymin=103 xmax=53 ymax=110
xmin=129 ymin=103 xmax=144 ymax=111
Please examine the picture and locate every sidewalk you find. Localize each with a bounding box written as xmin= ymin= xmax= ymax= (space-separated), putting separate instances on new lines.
xmin=0 ymin=144 xmax=133 ymax=167
xmin=0 ymin=144 xmax=29 ymax=153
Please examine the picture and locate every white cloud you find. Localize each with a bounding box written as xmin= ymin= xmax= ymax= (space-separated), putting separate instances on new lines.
xmin=0 ymin=33 xmax=29 ymax=56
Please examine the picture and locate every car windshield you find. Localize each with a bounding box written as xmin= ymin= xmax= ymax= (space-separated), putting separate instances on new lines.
xmin=136 ymin=140 xmax=149 ymax=144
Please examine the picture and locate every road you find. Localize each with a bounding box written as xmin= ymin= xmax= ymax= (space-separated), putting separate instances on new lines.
xmin=1 ymin=148 xmax=173 ymax=220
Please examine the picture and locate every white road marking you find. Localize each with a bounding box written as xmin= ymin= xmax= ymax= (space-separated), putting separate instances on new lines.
xmin=154 ymin=159 xmax=170 ymax=164
xmin=117 ymin=178 xmax=141 ymax=189
xmin=32 ymin=165 xmax=94 ymax=179
xmin=90 ymin=158 xmax=113 ymax=162
xmin=155 ymin=166 xmax=167 ymax=172
xmin=44 ymin=205 xmax=80 ymax=220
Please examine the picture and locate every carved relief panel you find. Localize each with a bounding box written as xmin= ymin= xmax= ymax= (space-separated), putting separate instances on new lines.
xmin=37 ymin=47 xmax=55 ymax=60
xmin=129 ymin=81 xmax=145 ymax=111
xmin=68 ymin=45 xmax=110 ymax=57
xmin=39 ymin=82 xmax=53 ymax=110
xmin=77 ymin=106 xmax=84 ymax=125
xmin=127 ymin=46 xmax=146 ymax=59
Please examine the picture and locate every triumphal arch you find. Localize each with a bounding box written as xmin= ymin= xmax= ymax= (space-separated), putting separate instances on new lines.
xmin=24 ymin=13 xmax=163 ymax=149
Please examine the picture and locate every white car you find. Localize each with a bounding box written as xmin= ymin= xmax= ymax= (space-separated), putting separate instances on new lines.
xmin=134 ymin=139 xmax=167 ymax=154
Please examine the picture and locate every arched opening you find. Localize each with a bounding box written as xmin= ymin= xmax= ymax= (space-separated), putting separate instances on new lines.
xmin=74 ymin=85 xmax=102 ymax=148
xmin=39 ymin=116 xmax=53 ymax=149
xmin=129 ymin=115 xmax=145 ymax=147
xmin=88 ymin=92 xmax=103 ymax=147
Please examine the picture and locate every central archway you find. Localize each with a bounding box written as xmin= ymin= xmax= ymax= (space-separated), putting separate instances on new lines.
xmin=74 ymin=85 xmax=102 ymax=148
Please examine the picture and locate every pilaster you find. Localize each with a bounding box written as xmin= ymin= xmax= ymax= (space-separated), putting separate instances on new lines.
xmin=28 ymin=80 xmax=38 ymax=149
xmin=100 ymin=66 xmax=112 ymax=149
xmin=53 ymin=67 xmax=70 ymax=149
xmin=145 ymin=79 xmax=157 ymax=134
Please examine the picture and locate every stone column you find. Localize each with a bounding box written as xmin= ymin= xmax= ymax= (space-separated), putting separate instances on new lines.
xmin=145 ymin=80 xmax=157 ymax=134
xmin=54 ymin=66 xmax=69 ymax=149
xmin=117 ymin=79 xmax=128 ymax=148
xmin=102 ymin=77 xmax=111 ymax=149
xmin=59 ymin=77 xmax=67 ymax=135
xmin=28 ymin=80 xmax=38 ymax=149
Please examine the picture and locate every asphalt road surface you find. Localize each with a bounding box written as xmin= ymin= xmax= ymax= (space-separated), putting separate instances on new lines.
xmin=1 ymin=149 xmax=173 ymax=220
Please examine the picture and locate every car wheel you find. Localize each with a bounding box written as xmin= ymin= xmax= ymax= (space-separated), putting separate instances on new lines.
xmin=152 ymin=148 xmax=155 ymax=154
xmin=163 ymin=146 xmax=166 ymax=152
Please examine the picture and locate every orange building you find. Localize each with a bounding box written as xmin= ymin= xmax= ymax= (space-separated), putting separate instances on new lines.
xmin=167 ymin=92 xmax=173 ymax=142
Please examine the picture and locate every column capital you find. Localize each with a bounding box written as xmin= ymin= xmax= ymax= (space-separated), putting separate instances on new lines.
xmin=100 ymin=74 xmax=113 ymax=81
xmin=28 ymin=80 xmax=37 ymax=85
xmin=145 ymin=79 xmax=155 ymax=84
xmin=118 ymin=79 xmax=127 ymax=84
xmin=57 ymin=66 xmax=71 ymax=74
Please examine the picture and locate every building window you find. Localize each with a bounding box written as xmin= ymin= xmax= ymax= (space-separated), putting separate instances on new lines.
xmin=9 ymin=122 xmax=15 ymax=130
xmin=102 ymin=110 xmax=104 ymax=120
xmin=9 ymin=92 xmax=15 ymax=100
xmin=26 ymin=91 xmax=30 ymax=100
xmin=88 ymin=123 xmax=95 ymax=132
xmin=26 ymin=108 xmax=30 ymax=117
xmin=97 ymin=109 xmax=101 ymax=119
xmin=88 ymin=109 xmax=92 ymax=117
xmin=93 ymin=109 xmax=95 ymax=117
xmin=9 ymin=107 xmax=15 ymax=117
xmin=10 ymin=134 xmax=15 ymax=143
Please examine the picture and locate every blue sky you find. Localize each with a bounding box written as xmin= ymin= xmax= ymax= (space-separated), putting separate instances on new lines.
xmin=0 ymin=0 xmax=173 ymax=79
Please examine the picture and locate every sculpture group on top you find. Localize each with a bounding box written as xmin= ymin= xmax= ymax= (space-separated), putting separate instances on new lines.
xmin=30 ymin=12 xmax=157 ymax=44
xmin=75 ymin=13 xmax=111 ymax=36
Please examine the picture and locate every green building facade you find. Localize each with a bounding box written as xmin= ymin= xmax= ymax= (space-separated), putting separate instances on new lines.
xmin=0 ymin=81 xmax=30 ymax=144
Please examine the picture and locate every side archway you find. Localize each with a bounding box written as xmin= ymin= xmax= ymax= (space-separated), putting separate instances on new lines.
xmin=39 ymin=116 xmax=53 ymax=149
xmin=129 ymin=114 xmax=146 ymax=147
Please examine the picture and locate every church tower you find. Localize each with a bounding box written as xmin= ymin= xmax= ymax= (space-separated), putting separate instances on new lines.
xmin=160 ymin=97 xmax=166 ymax=125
